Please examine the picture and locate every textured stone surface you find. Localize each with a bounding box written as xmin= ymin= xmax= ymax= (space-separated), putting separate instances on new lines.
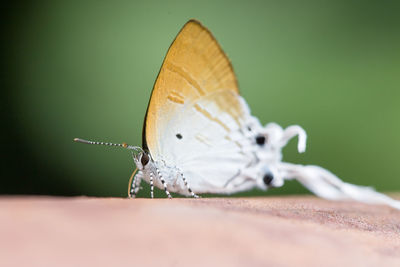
xmin=1 ymin=196 xmax=399 ymax=267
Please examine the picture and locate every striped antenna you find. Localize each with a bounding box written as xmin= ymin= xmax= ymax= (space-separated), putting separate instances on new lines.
xmin=73 ymin=138 xmax=143 ymax=153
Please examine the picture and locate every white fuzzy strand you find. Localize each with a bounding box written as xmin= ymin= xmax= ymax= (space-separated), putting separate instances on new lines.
xmin=279 ymin=162 xmax=400 ymax=210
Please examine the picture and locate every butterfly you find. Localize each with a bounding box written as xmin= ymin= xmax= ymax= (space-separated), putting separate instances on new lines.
xmin=75 ymin=20 xmax=400 ymax=209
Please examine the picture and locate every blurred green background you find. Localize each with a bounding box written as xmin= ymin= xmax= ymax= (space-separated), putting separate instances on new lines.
xmin=2 ymin=0 xmax=400 ymax=197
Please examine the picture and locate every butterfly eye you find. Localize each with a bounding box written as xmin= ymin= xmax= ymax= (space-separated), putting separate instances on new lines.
xmin=176 ymin=133 xmax=183 ymax=139
xmin=263 ymin=173 xmax=274 ymax=186
xmin=255 ymin=135 xmax=266 ymax=146
xmin=141 ymin=153 xmax=150 ymax=166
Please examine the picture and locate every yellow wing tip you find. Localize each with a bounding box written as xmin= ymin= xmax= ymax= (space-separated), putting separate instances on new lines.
xmin=183 ymin=19 xmax=208 ymax=31
xmin=186 ymin=18 xmax=202 ymax=25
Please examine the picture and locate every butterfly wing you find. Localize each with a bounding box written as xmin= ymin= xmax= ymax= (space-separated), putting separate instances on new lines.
xmin=144 ymin=20 xmax=255 ymax=193
xmin=144 ymin=20 xmax=238 ymax=155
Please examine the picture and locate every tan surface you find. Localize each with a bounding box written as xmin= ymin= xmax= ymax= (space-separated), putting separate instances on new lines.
xmin=1 ymin=196 xmax=400 ymax=267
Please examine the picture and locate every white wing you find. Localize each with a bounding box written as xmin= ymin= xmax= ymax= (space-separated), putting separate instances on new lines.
xmin=143 ymin=21 xmax=260 ymax=194
xmin=158 ymin=90 xmax=257 ymax=194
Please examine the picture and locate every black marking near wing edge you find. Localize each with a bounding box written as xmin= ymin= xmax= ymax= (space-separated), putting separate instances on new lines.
xmin=255 ymin=135 xmax=266 ymax=146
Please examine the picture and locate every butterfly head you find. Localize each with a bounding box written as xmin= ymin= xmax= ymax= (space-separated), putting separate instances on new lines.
xmin=131 ymin=149 xmax=151 ymax=170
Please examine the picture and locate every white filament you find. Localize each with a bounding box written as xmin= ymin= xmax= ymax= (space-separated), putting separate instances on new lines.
xmin=265 ymin=123 xmax=400 ymax=210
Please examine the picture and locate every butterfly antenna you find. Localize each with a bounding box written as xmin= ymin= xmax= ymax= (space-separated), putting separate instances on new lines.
xmin=73 ymin=138 xmax=142 ymax=153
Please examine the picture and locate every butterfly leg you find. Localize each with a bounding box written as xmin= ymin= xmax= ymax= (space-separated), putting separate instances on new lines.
xmin=149 ymin=172 xmax=154 ymax=199
xmin=130 ymin=175 xmax=138 ymax=198
xmin=131 ymin=176 xmax=142 ymax=198
xmin=180 ymin=173 xmax=199 ymax=198
xmin=129 ymin=176 xmax=136 ymax=198
xmin=129 ymin=170 xmax=142 ymax=198
xmin=156 ymin=169 xmax=172 ymax=199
